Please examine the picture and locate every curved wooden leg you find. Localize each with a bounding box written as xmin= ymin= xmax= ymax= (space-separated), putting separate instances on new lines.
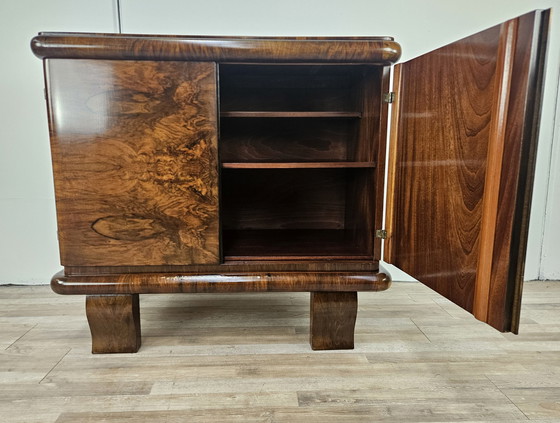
xmin=310 ymin=291 xmax=357 ymax=350
xmin=86 ymin=294 xmax=141 ymax=354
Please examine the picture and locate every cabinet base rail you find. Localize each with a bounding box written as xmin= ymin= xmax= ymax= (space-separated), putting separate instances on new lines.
xmin=52 ymin=271 xmax=390 ymax=353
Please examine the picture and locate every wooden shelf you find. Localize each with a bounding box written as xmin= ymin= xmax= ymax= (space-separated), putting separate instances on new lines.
xmin=222 ymin=162 xmax=376 ymax=169
xmin=221 ymin=111 xmax=362 ymax=118
xmin=223 ymin=229 xmax=372 ymax=261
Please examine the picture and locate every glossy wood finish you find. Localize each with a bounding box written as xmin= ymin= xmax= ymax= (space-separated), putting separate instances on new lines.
xmin=310 ymin=292 xmax=358 ymax=350
xmin=219 ymin=63 xmax=382 ymax=261
xmin=386 ymin=11 xmax=549 ymax=332
xmin=31 ymin=33 xmax=401 ymax=64
xmin=52 ymin=271 xmax=391 ymax=295
xmin=64 ymin=260 xmax=381 ymax=276
xmin=473 ymin=18 xmax=518 ymax=324
xmin=45 ymin=60 xmax=220 ymax=266
xmin=487 ymin=10 xmax=549 ymax=332
xmin=387 ymin=19 xmax=500 ymax=311
xmin=85 ymin=294 xmax=141 ymax=353
xmin=373 ymin=67 xmax=392 ymax=261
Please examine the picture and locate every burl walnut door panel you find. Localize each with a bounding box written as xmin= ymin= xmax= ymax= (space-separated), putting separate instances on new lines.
xmin=385 ymin=10 xmax=548 ymax=332
xmin=45 ymin=60 xmax=220 ymax=266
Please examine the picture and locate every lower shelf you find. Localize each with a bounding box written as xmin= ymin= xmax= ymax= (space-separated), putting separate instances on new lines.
xmin=223 ymin=229 xmax=372 ymax=260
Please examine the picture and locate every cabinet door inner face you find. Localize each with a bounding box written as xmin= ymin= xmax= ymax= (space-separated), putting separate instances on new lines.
xmin=46 ymin=60 xmax=220 ymax=266
xmin=386 ymin=10 xmax=549 ymax=332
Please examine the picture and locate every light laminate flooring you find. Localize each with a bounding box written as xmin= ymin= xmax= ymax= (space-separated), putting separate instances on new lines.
xmin=1 ymin=281 xmax=559 ymax=422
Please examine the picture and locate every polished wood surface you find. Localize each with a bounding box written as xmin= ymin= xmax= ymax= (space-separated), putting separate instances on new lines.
xmin=33 ymin=17 xmax=548 ymax=352
xmin=219 ymin=63 xmax=381 ymax=261
xmin=85 ymin=294 xmax=141 ymax=353
xmin=31 ymin=33 xmax=401 ymax=64
xmin=59 ymin=272 xmax=389 ymax=352
xmin=63 ymin=260 xmax=381 ymax=276
xmin=3 ymin=282 xmax=560 ymax=422
xmin=472 ymin=17 xmax=517 ymax=323
xmin=45 ymin=60 xmax=220 ymax=266
xmin=373 ymin=67 xmax=392 ymax=261
xmin=387 ymin=23 xmax=501 ymax=311
xmin=52 ymin=271 xmax=391 ymax=295
xmin=386 ymin=11 xmax=549 ymax=332
xmin=310 ymin=292 xmax=357 ymax=350
xmin=487 ymin=10 xmax=549 ymax=332
xmin=383 ymin=64 xmax=402 ymax=264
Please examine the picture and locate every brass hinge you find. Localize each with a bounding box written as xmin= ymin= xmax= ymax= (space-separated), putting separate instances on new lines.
xmin=383 ymin=92 xmax=395 ymax=104
xmin=375 ymin=229 xmax=387 ymax=239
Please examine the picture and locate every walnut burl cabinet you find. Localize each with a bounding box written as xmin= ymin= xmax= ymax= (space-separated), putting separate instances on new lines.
xmin=31 ymin=10 xmax=549 ymax=353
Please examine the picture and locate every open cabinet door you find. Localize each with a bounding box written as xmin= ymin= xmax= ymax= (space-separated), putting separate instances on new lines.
xmin=385 ymin=10 xmax=549 ymax=333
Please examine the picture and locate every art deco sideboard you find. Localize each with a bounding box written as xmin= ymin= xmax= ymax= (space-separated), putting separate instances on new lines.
xmin=31 ymin=9 xmax=549 ymax=353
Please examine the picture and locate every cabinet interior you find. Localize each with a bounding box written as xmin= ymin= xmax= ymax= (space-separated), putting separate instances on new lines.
xmin=219 ymin=64 xmax=382 ymax=260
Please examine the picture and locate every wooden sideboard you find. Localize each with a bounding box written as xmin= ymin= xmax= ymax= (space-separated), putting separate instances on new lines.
xmin=31 ymin=9 xmax=549 ymax=353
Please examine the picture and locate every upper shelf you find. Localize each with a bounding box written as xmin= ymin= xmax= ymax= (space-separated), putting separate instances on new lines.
xmin=220 ymin=111 xmax=362 ymax=118
xmin=31 ymin=33 xmax=401 ymax=64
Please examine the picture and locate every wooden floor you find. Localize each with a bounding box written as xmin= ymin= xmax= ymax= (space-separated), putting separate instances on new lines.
xmin=1 ymin=281 xmax=559 ymax=423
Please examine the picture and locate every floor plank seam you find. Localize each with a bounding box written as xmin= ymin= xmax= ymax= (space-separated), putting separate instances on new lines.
xmin=431 ymin=297 xmax=459 ymax=318
xmin=409 ymin=318 xmax=432 ymax=343
xmin=39 ymin=348 xmax=71 ymax=385
xmin=5 ymin=323 xmax=38 ymax=351
xmin=485 ymin=374 xmax=531 ymax=420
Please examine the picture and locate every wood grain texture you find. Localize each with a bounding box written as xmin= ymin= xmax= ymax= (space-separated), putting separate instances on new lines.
xmin=383 ymin=64 xmax=402 ymax=264
xmin=221 ymin=168 xmax=347 ymax=231
xmin=373 ymin=67 xmax=392 ymax=261
xmin=3 ymin=282 xmax=560 ymax=422
xmin=45 ymin=60 xmax=220 ymax=266
xmin=220 ymin=64 xmax=366 ymax=113
xmin=85 ymin=294 xmax=141 ymax=353
xmin=63 ymin=260 xmax=381 ymax=276
xmin=473 ymin=19 xmax=518 ymax=323
xmin=487 ymin=10 xmax=550 ymax=332
xmin=31 ymin=34 xmax=401 ymax=64
xmin=52 ymin=270 xmax=391 ymax=295
xmin=223 ymin=229 xmax=373 ymax=260
xmin=386 ymin=10 xmax=549 ymax=332
xmin=387 ymin=23 xmax=502 ymax=312
xmin=310 ymin=292 xmax=357 ymax=350
xmin=219 ymin=117 xmax=356 ymax=163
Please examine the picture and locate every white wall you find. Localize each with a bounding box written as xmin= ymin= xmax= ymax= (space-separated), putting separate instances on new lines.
xmin=0 ymin=0 xmax=558 ymax=283
xmin=0 ymin=0 xmax=117 ymax=284
xmin=540 ymin=84 xmax=560 ymax=280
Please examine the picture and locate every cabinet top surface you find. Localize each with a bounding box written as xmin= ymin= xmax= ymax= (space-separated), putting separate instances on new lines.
xmin=31 ymin=32 xmax=401 ymax=64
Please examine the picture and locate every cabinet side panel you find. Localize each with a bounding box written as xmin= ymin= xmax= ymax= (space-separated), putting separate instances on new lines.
xmin=387 ymin=25 xmax=502 ymax=312
xmin=45 ymin=60 xmax=220 ymax=266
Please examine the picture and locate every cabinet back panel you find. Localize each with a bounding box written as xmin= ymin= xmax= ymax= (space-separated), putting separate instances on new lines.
xmin=221 ymin=169 xmax=347 ymax=230
xmin=46 ymin=59 xmax=220 ymax=266
xmin=220 ymin=118 xmax=356 ymax=162
xmin=220 ymin=65 xmax=365 ymax=112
